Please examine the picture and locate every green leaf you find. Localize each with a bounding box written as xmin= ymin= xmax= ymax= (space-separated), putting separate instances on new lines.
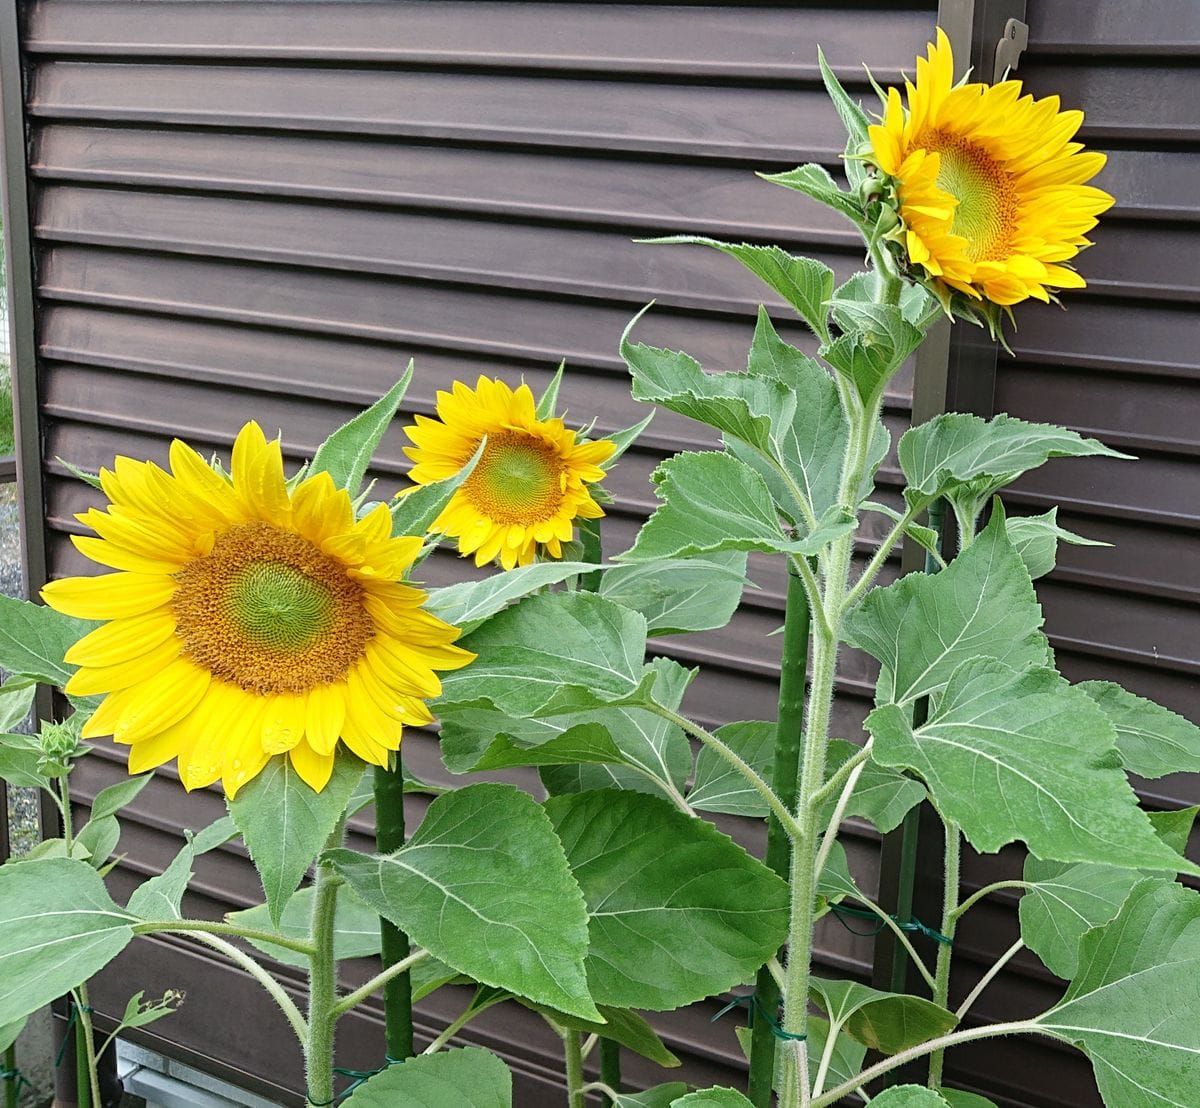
xmin=0 ymin=858 xmax=135 ymax=1022
xmin=1005 ymin=508 xmax=1107 ymax=580
xmin=688 ymin=721 xmax=774 ymax=817
xmin=522 ymin=1002 xmax=680 ymax=1068
xmin=117 ymin=988 xmax=182 ymax=1031
xmin=342 ymin=1047 xmax=512 ymax=1108
xmin=76 ymin=814 xmax=121 ymax=869
xmin=810 ymin=978 xmax=957 ymax=1055
xmin=821 ymin=303 xmax=924 ymax=408
xmin=190 ymin=814 xmax=239 ymax=854
xmin=601 ymin=411 xmax=655 ymax=469
xmin=127 ymin=836 xmax=196 ymax=920
xmin=746 ymin=305 xmax=825 ymax=382
xmin=1078 ymin=680 xmax=1200 ymax=779
xmin=898 ymin=413 xmax=1128 ymax=510
xmin=536 ymin=360 xmax=565 ymax=419
xmin=230 ymin=751 xmax=364 ymax=926
xmin=869 ymin=659 xmax=1197 ymax=874
xmin=310 ymin=367 xmax=412 ymax=493
xmin=411 ymin=956 xmax=469 ymax=1002
xmin=426 ymin=561 xmax=596 ymax=636
xmin=1034 ymin=879 xmax=1200 ymax=1107
xmin=24 ymin=836 xmax=91 ymax=862
xmin=0 ymin=1016 xmax=26 ymax=1053
xmin=941 ymin=1093 xmax=998 ymax=1108
xmin=845 ymin=507 xmax=1047 ymax=706
xmin=88 ymin=773 xmax=152 ymax=821
xmin=868 ymin=1087 xmax=952 ymax=1107
xmin=0 ymin=596 xmax=97 ymax=685
xmin=226 ymin=885 xmax=381 ymax=968
xmin=670 ymin=1091 xmax=755 ymax=1108
xmin=599 ymin=552 xmax=747 ymax=636
xmin=833 ymin=273 xmax=939 ymax=330
xmin=817 ymin=740 xmax=926 ymax=835
xmin=646 ymin=237 xmax=833 ymax=340
xmin=757 ymin=163 xmax=865 ymax=227
xmin=0 ymin=736 xmax=52 ymax=789
xmin=817 ymin=46 xmax=870 ymax=189
xmin=0 ymin=677 xmax=35 ymax=732
xmin=614 ymin=1084 xmax=690 ymax=1108
xmin=329 ymin=783 xmax=598 ymax=1020
xmin=622 ymin=452 xmax=854 ymax=563
xmin=438 ymin=592 xmax=647 ymax=719
xmin=56 ymin=456 xmax=105 ymax=491
xmin=1021 ymin=805 xmax=1199 ymax=978
xmin=1148 ymin=806 xmax=1198 ymax=856
xmin=544 ymin=789 xmax=789 ymax=1011
xmin=816 ymin=839 xmax=861 ymax=906
xmin=392 ymin=439 xmax=484 ymax=539
xmin=460 ymin=722 xmax=628 ymax=772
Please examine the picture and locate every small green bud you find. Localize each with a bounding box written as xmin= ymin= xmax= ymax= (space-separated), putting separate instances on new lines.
xmin=36 ymin=717 xmax=83 ymax=776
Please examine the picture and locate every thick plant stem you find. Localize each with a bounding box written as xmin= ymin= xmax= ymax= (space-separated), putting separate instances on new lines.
xmin=748 ymin=566 xmax=811 ymax=1108
xmin=3 ymin=1044 xmax=17 ymax=1108
xmin=374 ymin=759 xmax=415 ymax=1060
xmin=561 ymin=1028 xmax=586 ymax=1108
xmin=927 ymin=823 xmax=961 ymax=1089
xmin=599 ymin=1039 xmax=621 ymax=1097
xmin=306 ymin=827 xmax=345 ymax=1108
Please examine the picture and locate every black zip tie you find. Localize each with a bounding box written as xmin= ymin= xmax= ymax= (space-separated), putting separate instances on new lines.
xmin=831 ymin=902 xmax=953 ymax=945
xmin=306 ymin=1055 xmax=407 ymax=1105
xmin=0 ymin=1066 xmax=31 ymax=1095
xmin=53 ymin=999 xmax=94 ymax=1068
xmin=711 ymin=994 xmax=807 ymax=1042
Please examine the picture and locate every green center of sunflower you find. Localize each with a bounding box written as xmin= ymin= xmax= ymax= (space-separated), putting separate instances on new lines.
xmin=227 ymin=561 xmax=336 ymax=652
xmin=921 ymin=130 xmax=1017 ymax=261
xmin=464 ymin=431 xmax=563 ymax=523
xmin=172 ymin=522 xmax=374 ymax=695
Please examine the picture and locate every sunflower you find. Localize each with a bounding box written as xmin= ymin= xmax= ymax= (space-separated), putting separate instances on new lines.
xmin=402 ymin=376 xmax=615 ymax=570
xmin=41 ymin=422 xmax=473 ymax=797
xmin=866 ymin=28 xmax=1113 ymax=310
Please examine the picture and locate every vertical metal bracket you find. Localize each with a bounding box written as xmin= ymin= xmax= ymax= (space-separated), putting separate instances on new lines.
xmin=994 ymin=17 xmax=1029 ymax=82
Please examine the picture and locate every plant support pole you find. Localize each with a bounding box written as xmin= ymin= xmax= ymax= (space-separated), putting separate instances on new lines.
xmin=374 ymin=761 xmax=415 ymax=1059
xmin=748 ymin=563 xmax=811 ymax=1107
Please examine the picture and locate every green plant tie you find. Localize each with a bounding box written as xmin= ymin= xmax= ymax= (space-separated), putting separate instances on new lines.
xmin=305 ymin=1056 xmax=406 ymax=1105
xmin=830 ymin=903 xmax=953 ymax=945
xmin=53 ymin=1001 xmax=94 ymax=1068
xmin=711 ymin=994 xmax=807 ymax=1042
xmin=0 ymin=1066 xmax=30 ymax=1095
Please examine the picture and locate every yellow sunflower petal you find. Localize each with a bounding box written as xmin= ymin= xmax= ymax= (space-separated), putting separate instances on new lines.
xmin=289 ymin=741 xmax=336 ymax=793
xmin=111 ymin=659 xmax=212 ymax=745
xmin=65 ymin=610 xmax=177 ymax=668
xmin=306 ymin=682 xmax=348 ymax=757
xmin=42 ymin=572 xmax=177 ymax=620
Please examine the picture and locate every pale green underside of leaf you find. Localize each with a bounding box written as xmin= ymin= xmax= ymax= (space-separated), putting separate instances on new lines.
xmin=230 ymin=751 xmax=364 ymax=926
xmin=519 ymin=1001 xmax=681 ymax=1068
xmin=670 ymin=1089 xmax=755 ymax=1108
xmin=544 ymin=789 xmax=789 ymax=1012
xmin=614 ymin=1083 xmax=691 ymax=1108
xmin=599 ymin=552 xmax=748 ymax=636
xmin=1005 ymin=508 xmax=1107 ymax=580
xmin=869 ymin=659 xmax=1197 ymax=875
xmin=330 ymin=783 xmax=598 ymax=1020
xmin=899 ymin=412 xmax=1128 ymax=509
xmin=0 ymin=858 xmax=135 ymax=1023
xmin=1079 ymin=680 xmax=1200 ymax=780
xmin=867 ymin=1087 xmax=954 ymax=1107
xmin=1035 ymin=879 xmax=1200 ymax=1107
xmin=391 ymin=438 xmax=484 ymax=540
xmin=342 ymin=1047 xmax=512 ymax=1108
xmin=846 ymin=507 xmax=1047 ymax=706
xmin=0 ymin=1016 xmax=26 ymax=1053
xmin=425 ymin=561 xmax=596 ymax=636
xmin=438 ymin=591 xmax=648 ymax=719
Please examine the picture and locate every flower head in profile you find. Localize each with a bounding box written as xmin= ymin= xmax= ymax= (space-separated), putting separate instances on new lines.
xmin=42 ymin=422 xmax=473 ymax=797
xmin=866 ymin=28 xmax=1113 ymax=321
xmin=402 ymin=376 xmax=615 ymax=570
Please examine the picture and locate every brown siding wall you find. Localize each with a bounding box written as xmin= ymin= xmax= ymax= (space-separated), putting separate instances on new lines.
xmin=5 ymin=1 xmax=1196 ymax=1105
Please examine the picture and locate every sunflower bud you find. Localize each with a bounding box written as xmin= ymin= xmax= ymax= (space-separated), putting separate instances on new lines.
xmin=37 ymin=717 xmax=82 ymax=777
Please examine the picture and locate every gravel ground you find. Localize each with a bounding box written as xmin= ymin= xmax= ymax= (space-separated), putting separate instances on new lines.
xmin=0 ymin=482 xmax=40 ymax=861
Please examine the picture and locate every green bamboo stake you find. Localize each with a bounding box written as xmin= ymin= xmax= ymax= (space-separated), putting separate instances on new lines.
xmin=4 ymin=1044 xmax=19 ymax=1108
xmin=747 ymin=563 xmax=811 ymax=1107
xmin=73 ymin=997 xmax=90 ymax=1108
xmin=374 ymin=762 xmax=415 ymax=1060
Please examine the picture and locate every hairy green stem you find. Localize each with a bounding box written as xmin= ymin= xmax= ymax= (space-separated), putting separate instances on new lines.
xmin=949 ymin=879 xmax=1032 ymax=923
xmin=748 ymin=567 xmax=812 ymax=1108
xmin=131 ymin=918 xmax=317 ymax=957
xmin=927 ymin=823 xmax=961 ymax=1089
xmin=812 ymin=1020 xmax=1036 ymax=1107
xmin=331 ymin=948 xmax=432 ymax=1019
xmin=957 ymin=939 xmax=1024 ymax=1020
xmin=422 ymin=1000 xmax=485 ymax=1056
xmin=561 ymin=1027 xmax=586 ymax=1108
xmin=646 ymin=704 xmax=799 ymax=839
xmin=187 ymin=930 xmax=307 ymax=1042
xmin=812 ymin=754 xmax=868 ymax=881
xmin=73 ymin=987 xmax=99 ymax=1108
xmin=374 ymin=759 xmax=415 ymax=1060
xmin=842 ymin=499 xmax=931 ymax=612
xmin=306 ymin=826 xmax=345 ymax=1107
